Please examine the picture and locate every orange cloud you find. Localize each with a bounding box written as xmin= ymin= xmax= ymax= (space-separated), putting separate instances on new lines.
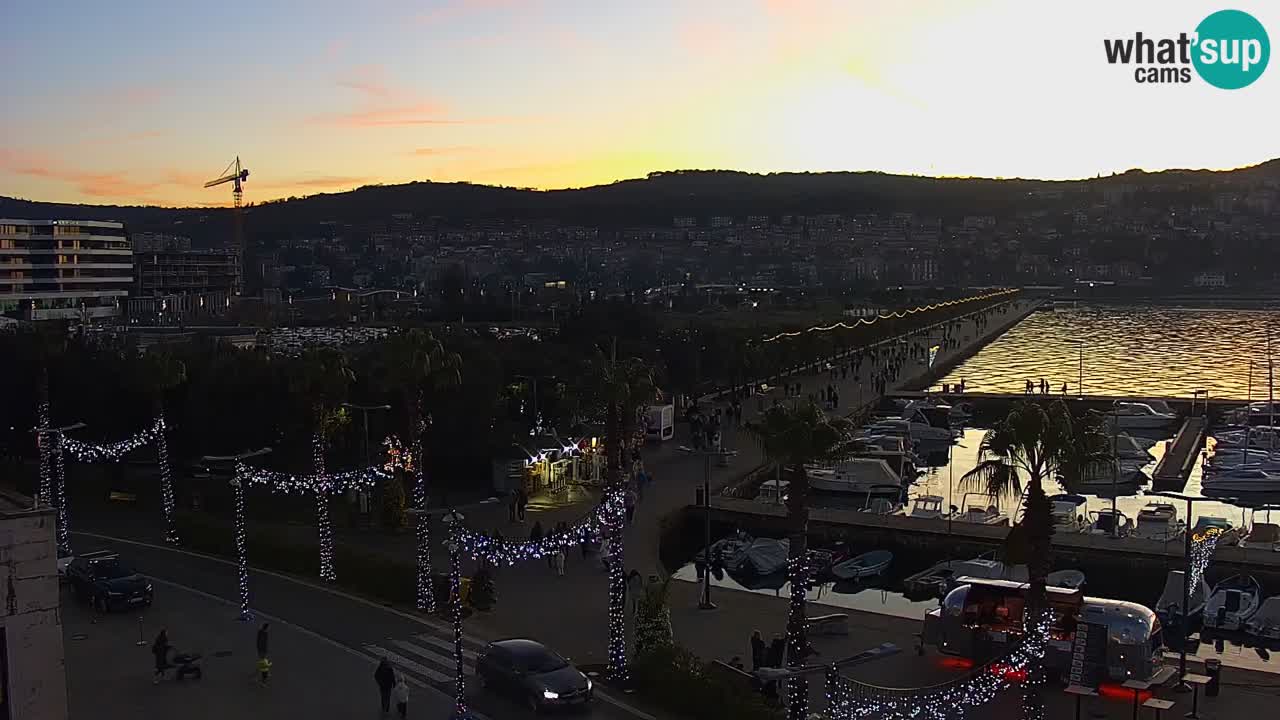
xmin=259 ymin=175 xmax=374 ymax=190
xmin=0 ymin=148 xmax=205 ymax=201
xmin=337 ymin=64 xmax=396 ymax=100
xmin=410 ymin=146 xmax=477 ymax=156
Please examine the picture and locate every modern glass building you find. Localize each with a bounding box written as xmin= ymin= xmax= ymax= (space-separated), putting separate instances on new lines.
xmin=0 ymin=219 xmax=132 ymax=321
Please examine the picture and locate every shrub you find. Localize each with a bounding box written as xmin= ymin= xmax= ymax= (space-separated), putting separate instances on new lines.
xmin=632 ymin=645 xmax=780 ymax=720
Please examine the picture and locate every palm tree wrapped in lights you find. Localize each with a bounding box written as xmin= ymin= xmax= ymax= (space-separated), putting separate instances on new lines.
xmin=960 ymin=400 xmax=1110 ymax=720
xmin=746 ymin=401 xmax=856 ymax=720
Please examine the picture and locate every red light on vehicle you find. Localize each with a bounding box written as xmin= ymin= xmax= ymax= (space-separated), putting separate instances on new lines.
xmin=937 ymin=657 xmax=975 ymax=670
xmin=987 ymin=663 xmax=1027 ymax=682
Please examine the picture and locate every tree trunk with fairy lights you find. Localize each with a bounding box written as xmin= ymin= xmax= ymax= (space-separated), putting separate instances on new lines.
xmin=314 ymin=429 xmax=336 ymax=582
xmin=784 ymin=462 xmax=811 ymax=720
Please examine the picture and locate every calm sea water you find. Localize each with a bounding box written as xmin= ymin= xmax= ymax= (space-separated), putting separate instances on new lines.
xmin=936 ymin=306 xmax=1280 ymax=398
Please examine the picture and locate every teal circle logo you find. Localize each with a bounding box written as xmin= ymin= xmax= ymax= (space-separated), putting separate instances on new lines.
xmin=1192 ymin=10 xmax=1270 ymax=89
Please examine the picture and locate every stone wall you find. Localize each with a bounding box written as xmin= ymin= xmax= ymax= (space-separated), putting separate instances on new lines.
xmin=0 ymin=500 xmax=67 ymax=720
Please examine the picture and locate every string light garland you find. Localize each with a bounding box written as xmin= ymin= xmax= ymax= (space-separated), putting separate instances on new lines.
xmin=443 ymin=488 xmax=626 ymax=718
xmin=53 ymin=434 xmax=71 ymax=557
xmin=155 ymin=415 xmax=178 ymax=544
xmin=826 ymin=614 xmax=1052 ymax=720
xmin=414 ymin=409 xmax=434 ymax=613
xmin=605 ymin=482 xmax=628 ymax=682
xmin=234 ymin=464 xmax=387 ymax=494
xmin=57 ymin=416 xmax=178 ymax=544
xmin=232 ymin=474 xmax=251 ymax=620
xmin=1188 ymin=527 xmax=1222 ymax=594
xmin=446 ymin=518 xmax=468 ymax=719
xmin=36 ymin=401 xmax=52 ymax=505
xmin=61 ymin=416 xmax=164 ymax=461
xmin=760 ymin=289 xmax=1018 ymax=344
xmin=785 ymin=551 xmax=815 ymax=719
xmin=314 ymin=432 xmax=337 ymax=582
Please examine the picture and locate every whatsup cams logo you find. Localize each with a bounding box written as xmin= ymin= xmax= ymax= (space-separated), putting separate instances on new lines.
xmin=1104 ymin=9 xmax=1270 ymax=88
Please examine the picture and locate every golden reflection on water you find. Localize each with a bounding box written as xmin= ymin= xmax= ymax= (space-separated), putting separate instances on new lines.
xmin=936 ymin=306 xmax=1280 ymax=398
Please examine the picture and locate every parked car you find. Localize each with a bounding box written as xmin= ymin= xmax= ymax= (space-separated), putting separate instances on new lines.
xmin=65 ymin=551 xmax=153 ymax=612
xmin=475 ymin=638 xmax=593 ymax=712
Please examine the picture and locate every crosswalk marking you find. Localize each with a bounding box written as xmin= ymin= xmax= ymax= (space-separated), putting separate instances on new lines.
xmin=363 ymin=645 xmax=454 ymax=684
xmin=411 ymin=633 xmax=480 ymax=660
xmin=393 ymin=637 xmax=478 ymax=665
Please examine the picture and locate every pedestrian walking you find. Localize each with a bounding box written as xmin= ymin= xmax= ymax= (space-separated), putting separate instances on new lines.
xmin=257 ymin=655 xmax=273 ymax=686
xmin=627 ymin=569 xmax=643 ymax=614
xmin=624 ymin=489 xmax=636 ymax=524
xmin=767 ymin=636 xmax=785 ymax=668
xmin=750 ymin=630 xmax=766 ymax=671
xmin=151 ymin=628 xmax=170 ymax=684
xmin=375 ymin=659 xmax=396 ymax=716
xmin=394 ymin=674 xmax=410 ymax=718
xmin=516 ymin=487 xmax=528 ymax=522
xmin=508 ymin=490 xmax=518 ymax=523
xmin=256 ymin=622 xmax=270 ymax=660
xmin=530 ymin=520 xmax=543 ymax=544
xmin=600 ymin=537 xmax=612 ymax=571
xmin=554 ymin=548 xmax=566 ymax=577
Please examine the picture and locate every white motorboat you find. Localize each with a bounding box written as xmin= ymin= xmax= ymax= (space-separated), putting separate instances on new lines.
xmin=1240 ymin=522 xmax=1280 ymax=552
xmin=903 ymin=397 xmax=973 ymax=420
xmin=1214 ymin=427 xmax=1280 ymax=451
xmin=900 ymin=406 xmax=956 ymax=443
xmin=904 ymin=494 xmax=945 ymax=519
xmin=951 ymin=493 xmax=1010 ymax=526
xmin=739 ymin=538 xmax=790 ymax=576
xmin=1226 ymin=401 xmax=1280 ymax=427
xmin=1190 ymin=516 xmax=1241 ymax=546
xmin=1200 ymin=468 xmax=1280 ymax=493
xmin=1074 ymin=461 xmax=1150 ymax=492
xmin=903 ymin=555 xmax=1016 ymax=597
xmin=755 ymin=478 xmax=788 ymax=504
xmin=1113 ymin=433 xmax=1156 ymax=462
xmin=860 ymin=485 xmax=904 ymax=514
xmin=1155 ymin=569 xmax=1210 ymax=624
xmin=1047 ymin=569 xmax=1087 ymax=590
xmin=861 ymin=419 xmax=913 ymax=442
xmin=1207 ymin=448 xmax=1280 ymax=466
xmin=807 ymin=458 xmax=903 ymax=494
xmin=1245 ymin=596 xmax=1280 ymax=641
xmin=1132 ymin=502 xmax=1184 ymax=542
xmin=1105 ymin=402 xmax=1178 ymax=430
xmin=830 ymin=550 xmax=893 ymax=580
xmin=1049 ymin=494 xmax=1089 ymax=533
xmin=1204 ymin=575 xmax=1263 ymax=631
xmin=1085 ymin=508 xmax=1133 ymax=536
xmin=696 ymin=533 xmax=754 ymax=569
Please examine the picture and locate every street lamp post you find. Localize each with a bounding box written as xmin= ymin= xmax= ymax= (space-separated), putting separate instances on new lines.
xmin=202 ymin=448 xmax=272 ymax=620
xmin=679 ymin=444 xmax=738 ymax=610
xmin=341 ymin=402 xmax=391 ymax=520
xmin=1152 ymin=490 xmax=1233 ymax=690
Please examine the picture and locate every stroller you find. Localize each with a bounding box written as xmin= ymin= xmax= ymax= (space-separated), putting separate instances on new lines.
xmin=171 ymin=652 xmax=203 ymax=680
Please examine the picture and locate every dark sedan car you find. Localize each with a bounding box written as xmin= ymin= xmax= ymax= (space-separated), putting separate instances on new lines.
xmin=65 ymin=551 xmax=153 ymax=612
xmin=476 ymin=638 xmax=593 ymax=712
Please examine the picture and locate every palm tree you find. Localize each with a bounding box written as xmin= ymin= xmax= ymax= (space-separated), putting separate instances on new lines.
xmin=582 ymin=344 xmax=656 ymax=681
xmin=377 ymin=330 xmax=460 ymax=611
xmin=746 ymin=401 xmax=855 ymax=720
xmin=960 ymin=400 xmax=1110 ymax=719
xmin=135 ymin=349 xmax=187 ymax=543
xmin=289 ymin=349 xmax=355 ymax=582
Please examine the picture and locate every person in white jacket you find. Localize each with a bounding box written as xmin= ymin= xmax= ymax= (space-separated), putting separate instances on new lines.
xmin=393 ymin=675 xmax=410 ymax=719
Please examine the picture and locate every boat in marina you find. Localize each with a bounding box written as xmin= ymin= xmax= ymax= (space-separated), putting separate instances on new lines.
xmin=1190 ymin=516 xmax=1241 ymax=545
xmin=1155 ymin=570 xmax=1210 ymax=627
xmin=1246 ymin=596 xmax=1280 ymax=641
xmin=1074 ymin=461 xmax=1150 ymax=492
xmin=1203 ymin=575 xmax=1263 ymax=631
xmin=695 ymin=533 xmax=753 ymax=569
xmin=861 ymin=418 xmax=913 ymax=442
xmin=738 ymin=538 xmax=790 ymax=576
xmin=1226 ymin=401 xmax=1280 ymax=427
xmin=1047 ymin=569 xmax=1087 ymax=590
xmin=1200 ymin=468 xmax=1280 ymax=494
xmin=1085 ymin=508 xmax=1133 ymax=536
xmin=1050 ymin=494 xmax=1089 ymax=533
xmin=1105 ymin=402 xmax=1179 ymax=430
xmin=900 ymin=406 xmax=957 ymax=443
xmin=830 ymin=550 xmax=893 ymax=581
xmin=807 ymin=458 xmax=903 ymax=494
xmin=755 ymin=478 xmax=788 ymax=504
xmin=903 ymin=555 xmax=1021 ymax=598
xmin=1132 ymin=502 xmax=1185 ymax=541
xmin=860 ymin=485 xmax=903 ymax=514
xmin=1214 ymin=426 xmax=1280 ymax=451
xmin=904 ymin=494 xmax=946 ymax=519
xmin=1240 ymin=522 xmax=1280 ymax=552
xmin=901 ymin=397 xmax=973 ymax=420
xmin=951 ymin=493 xmax=1010 ymax=526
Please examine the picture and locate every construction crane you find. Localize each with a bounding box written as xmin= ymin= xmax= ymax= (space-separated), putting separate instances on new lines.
xmin=204 ymin=157 xmax=250 ymax=296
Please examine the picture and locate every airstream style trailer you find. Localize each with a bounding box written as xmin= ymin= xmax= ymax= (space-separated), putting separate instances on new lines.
xmin=922 ymin=577 xmax=1166 ymax=683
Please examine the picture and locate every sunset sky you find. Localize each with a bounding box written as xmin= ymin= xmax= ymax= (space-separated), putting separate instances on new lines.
xmin=2 ymin=0 xmax=1277 ymax=207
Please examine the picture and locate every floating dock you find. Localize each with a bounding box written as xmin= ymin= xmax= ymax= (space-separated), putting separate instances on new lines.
xmin=1152 ymin=416 xmax=1208 ymax=490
